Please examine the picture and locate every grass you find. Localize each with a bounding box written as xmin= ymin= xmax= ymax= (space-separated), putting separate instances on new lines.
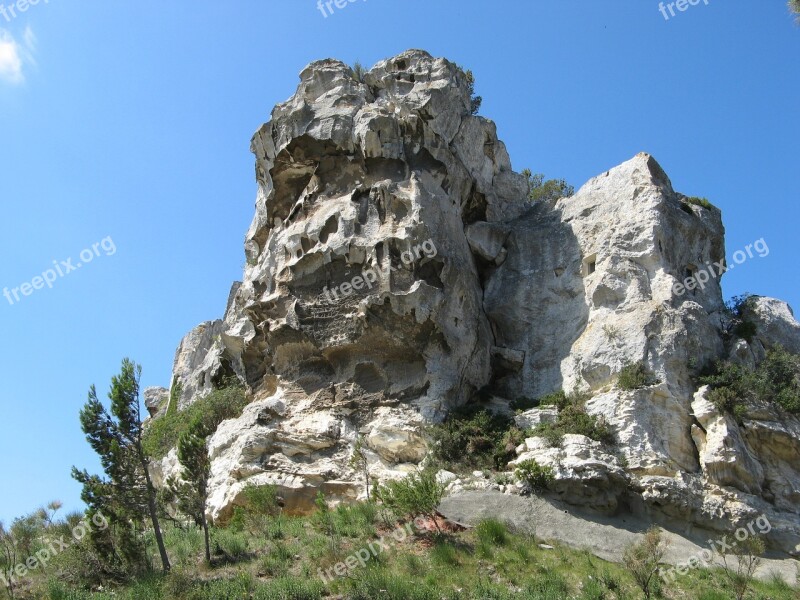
xmin=28 ymin=501 xmax=798 ymax=600
xmin=142 ymin=384 xmax=251 ymax=459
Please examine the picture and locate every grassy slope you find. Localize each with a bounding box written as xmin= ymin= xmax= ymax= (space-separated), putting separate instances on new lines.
xmin=35 ymin=503 xmax=797 ymax=600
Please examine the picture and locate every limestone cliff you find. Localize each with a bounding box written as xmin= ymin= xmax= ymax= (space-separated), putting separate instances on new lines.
xmin=151 ymin=50 xmax=800 ymax=556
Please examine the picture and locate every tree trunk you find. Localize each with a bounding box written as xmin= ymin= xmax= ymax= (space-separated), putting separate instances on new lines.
xmin=140 ymin=449 xmax=171 ymax=573
xmin=202 ymin=515 xmax=211 ymax=564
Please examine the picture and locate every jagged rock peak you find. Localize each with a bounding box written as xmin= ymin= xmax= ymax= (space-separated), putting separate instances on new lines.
xmin=153 ymin=51 xmax=800 ymax=557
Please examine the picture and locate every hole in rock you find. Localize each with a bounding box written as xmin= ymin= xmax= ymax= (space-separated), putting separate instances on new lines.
xmin=582 ymin=254 xmax=598 ymax=277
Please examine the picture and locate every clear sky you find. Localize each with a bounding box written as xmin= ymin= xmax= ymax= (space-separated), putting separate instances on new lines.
xmin=0 ymin=0 xmax=798 ymax=522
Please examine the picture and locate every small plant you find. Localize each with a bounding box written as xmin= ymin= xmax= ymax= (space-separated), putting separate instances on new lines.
xmin=311 ymin=491 xmax=335 ymax=539
xmin=349 ymin=436 xmax=372 ymax=499
xmin=538 ymin=390 xmax=570 ymax=410
xmin=532 ymin=389 xmax=614 ymax=447
xmin=618 ymin=362 xmax=656 ymax=390
xmin=683 ymin=196 xmax=714 ymax=210
xmin=352 ymin=60 xmax=366 ymax=83
xmin=463 ymin=68 xmax=482 ymax=115
xmin=494 ymin=472 xmax=513 ymax=486
xmin=428 ymin=404 xmax=519 ymax=471
xmin=724 ymin=293 xmax=758 ymax=342
xmin=522 ymin=168 xmax=576 ymax=203
xmin=719 ymin=535 xmax=765 ymax=600
xmin=514 ymin=459 xmax=554 ymax=492
xmin=374 ymin=471 xmax=445 ymax=532
xmin=622 ymin=527 xmax=669 ymax=600
xmin=429 ymin=538 xmax=460 ymax=566
xmin=602 ymin=324 xmax=620 ymax=341
xmin=213 ymin=528 xmax=249 ymax=561
xmin=476 ymin=519 xmax=509 ymax=547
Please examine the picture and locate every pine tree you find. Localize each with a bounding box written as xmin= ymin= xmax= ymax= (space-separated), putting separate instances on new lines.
xmin=72 ymin=359 xmax=171 ymax=573
xmin=168 ymin=418 xmax=212 ymax=563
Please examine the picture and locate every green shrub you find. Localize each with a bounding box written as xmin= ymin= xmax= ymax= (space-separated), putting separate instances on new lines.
xmin=514 ymin=459 xmax=554 ymax=492
xmin=428 ymin=405 xmax=519 ymax=470
xmin=123 ymin=575 xmax=166 ymax=600
xmin=522 ymin=169 xmax=576 ymax=203
xmin=683 ymin=196 xmax=714 ymax=210
xmin=556 ymin=404 xmax=614 ymax=444
xmin=538 ymin=390 xmax=570 ymax=410
xmin=532 ymin=391 xmax=613 ymax=447
xmin=47 ymin=581 xmax=114 ymax=600
xmin=577 ymin=578 xmax=605 ymax=600
xmin=536 ymin=425 xmax=565 ymax=448
xmin=618 ymin=362 xmax=656 ymax=390
xmin=725 ymin=294 xmax=758 ymax=342
xmin=374 ymin=471 xmax=445 ymax=530
xmin=143 ymin=384 xmax=249 ymax=459
xmin=244 ymin=484 xmax=281 ymax=516
xmin=351 ymin=61 xmax=365 ymax=84
xmin=229 ymin=484 xmax=283 ymax=536
xmin=623 ymin=527 xmax=668 ymax=600
xmin=700 ymin=347 xmax=800 ymax=415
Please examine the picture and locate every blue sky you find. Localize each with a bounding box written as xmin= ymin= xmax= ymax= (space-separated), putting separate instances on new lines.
xmin=0 ymin=0 xmax=798 ymax=522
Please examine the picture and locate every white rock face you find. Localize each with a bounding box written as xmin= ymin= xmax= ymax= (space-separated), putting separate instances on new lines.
xmin=150 ymin=50 xmax=800 ymax=555
xmin=691 ymin=386 xmax=763 ymax=495
xmin=744 ymin=296 xmax=800 ymax=354
xmin=511 ymin=434 xmax=628 ymax=512
xmin=513 ymin=407 xmax=558 ymax=430
xmin=143 ymin=386 xmax=169 ymax=418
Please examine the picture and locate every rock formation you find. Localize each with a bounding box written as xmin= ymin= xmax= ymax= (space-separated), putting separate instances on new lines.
xmin=153 ymin=50 xmax=800 ymax=556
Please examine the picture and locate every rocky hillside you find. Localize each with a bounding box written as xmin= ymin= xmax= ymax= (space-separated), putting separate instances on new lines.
xmin=149 ymin=50 xmax=800 ymax=557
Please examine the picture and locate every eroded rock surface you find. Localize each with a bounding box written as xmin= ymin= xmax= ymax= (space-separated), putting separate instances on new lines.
xmin=152 ymin=50 xmax=800 ymax=555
